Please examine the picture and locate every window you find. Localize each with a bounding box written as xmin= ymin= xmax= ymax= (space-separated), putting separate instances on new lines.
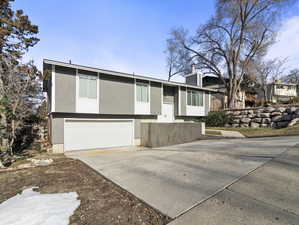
xmin=187 ymin=90 xmax=203 ymax=106
xmin=136 ymin=82 xmax=149 ymax=102
xmin=79 ymin=75 xmax=97 ymax=98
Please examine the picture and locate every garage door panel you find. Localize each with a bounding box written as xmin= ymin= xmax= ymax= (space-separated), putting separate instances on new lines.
xmin=64 ymin=120 xmax=133 ymax=151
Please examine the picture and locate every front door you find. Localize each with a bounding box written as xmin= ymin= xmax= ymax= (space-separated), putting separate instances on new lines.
xmin=161 ymin=103 xmax=174 ymax=122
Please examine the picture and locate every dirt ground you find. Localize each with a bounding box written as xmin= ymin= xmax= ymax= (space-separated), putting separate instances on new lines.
xmin=0 ymin=154 xmax=171 ymax=225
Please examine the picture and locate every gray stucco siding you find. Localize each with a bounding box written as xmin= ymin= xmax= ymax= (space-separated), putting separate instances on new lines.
xmin=55 ymin=66 xmax=76 ymax=113
xmin=205 ymin=92 xmax=210 ymax=115
xmin=51 ymin=117 xmax=64 ymax=144
xmin=150 ymin=82 xmax=162 ymax=115
xmin=180 ymin=87 xmax=187 ymax=115
xmin=99 ymin=74 xmax=134 ymax=114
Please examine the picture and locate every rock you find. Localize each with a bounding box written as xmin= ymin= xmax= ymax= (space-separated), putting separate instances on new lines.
xmin=264 ymin=107 xmax=275 ymax=113
xmin=240 ymin=123 xmax=249 ymax=128
xmin=250 ymin=122 xmax=260 ymax=128
xmin=262 ymin=118 xmax=271 ymax=124
xmin=231 ymin=124 xmax=239 ymax=128
xmin=276 ymin=107 xmax=286 ymax=113
xmin=247 ymin=110 xmax=254 ymax=114
xmin=286 ymin=107 xmax=297 ymax=113
xmin=288 ymin=118 xmax=299 ymax=127
xmin=295 ymin=109 xmax=299 ymax=115
xmin=271 ymin=111 xmax=282 ymax=117
xmin=261 ymin=124 xmax=270 ymax=128
xmin=241 ymin=110 xmax=247 ymax=115
xmin=248 ymin=114 xmax=255 ymax=118
xmin=241 ymin=118 xmax=251 ymax=123
xmin=272 ymin=115 xmax=282 ymax=122
xmin=252 ymin=118 xmax=262 ymax=123
xmin=277 ymin=121 xmax=289 ymax=128
xmin=232 ymin=119 xmax=240 ymax=123
xmin=225 ymin=124 xmax=231 ymax=128
xmin=281 ymin=114 xmax=293 ymax=121
xmin=232 ymin=111 xmax=241 ymax=116
xmin=260 ymin=113 xmax=270 ymax=118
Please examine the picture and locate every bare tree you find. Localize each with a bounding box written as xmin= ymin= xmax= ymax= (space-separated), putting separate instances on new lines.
xmin=250 ymin=58 xmax=287 ymax=103
xmin=282 ymin=69 xmax=299 ymax=84
xmin=166 ymin=0 xmax=291 ymax=108
xmin=0 ymin=56 xmax=42 ymax=156
xmin=166 ymin=37 xmax=192 ymax=81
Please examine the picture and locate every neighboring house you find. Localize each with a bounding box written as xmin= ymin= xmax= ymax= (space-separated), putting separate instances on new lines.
xmin=43 ymin=59 xmax=216 ymax=153
xmin=202 ymin=76 xmax=245 ymax=110
xmin=267 ymin=81 xmax=299 ymax=103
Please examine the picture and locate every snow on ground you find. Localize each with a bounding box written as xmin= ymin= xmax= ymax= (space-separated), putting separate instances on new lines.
xmin=0 ymin=188 xmax=80 ymax=225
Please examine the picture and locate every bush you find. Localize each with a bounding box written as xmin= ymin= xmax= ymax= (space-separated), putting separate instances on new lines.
xmin=201 ymin=111 xmax=233 ymax=127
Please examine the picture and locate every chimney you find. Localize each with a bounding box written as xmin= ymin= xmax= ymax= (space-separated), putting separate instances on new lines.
xmin=185 ymin=64 xmax=202 ymax=87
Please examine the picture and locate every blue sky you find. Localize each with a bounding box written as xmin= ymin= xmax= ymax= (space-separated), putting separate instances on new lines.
xmin=13 ymin=0 xmax=299 ymax=81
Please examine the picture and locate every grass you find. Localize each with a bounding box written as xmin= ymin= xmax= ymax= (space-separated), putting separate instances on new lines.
xmin=208 ymin=122 xmax=299 ymax=138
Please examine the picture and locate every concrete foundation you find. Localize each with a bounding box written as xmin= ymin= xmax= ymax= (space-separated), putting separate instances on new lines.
xmin=52 ymin=144 xmax=64 ymax=153
xmin=141 ymin=122 xmax=205 ymax=148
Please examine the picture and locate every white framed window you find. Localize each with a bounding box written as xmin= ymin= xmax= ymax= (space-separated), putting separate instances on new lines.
xmin=187 ymin=90 xmax=203 ymax=106
xmin=136 ymin=82 xmax=149 ymax=102
xmin=79 ymin=75 xmax=97 ymax=99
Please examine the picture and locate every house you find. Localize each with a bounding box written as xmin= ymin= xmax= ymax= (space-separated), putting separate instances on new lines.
xmin=267 ymin=81 xmax=298 ymax=103
xmin=202 ymin=76 xmax=245 ymax=110
xmin=43 ymin=59 xmax=216 ymax=153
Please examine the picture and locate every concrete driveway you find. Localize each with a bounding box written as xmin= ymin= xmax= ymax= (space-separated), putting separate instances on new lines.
xmin=66 ymin=136 xmax=299 ymax=222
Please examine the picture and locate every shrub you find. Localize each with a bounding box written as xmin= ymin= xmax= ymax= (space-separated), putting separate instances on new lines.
xmin=201 ymin=111 xmax=233 ymax=127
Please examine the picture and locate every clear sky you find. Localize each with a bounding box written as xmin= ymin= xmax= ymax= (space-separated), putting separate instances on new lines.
xmin=13 ymin=0 xmax=299 ymax=81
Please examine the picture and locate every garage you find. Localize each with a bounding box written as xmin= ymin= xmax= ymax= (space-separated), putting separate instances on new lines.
xmin=64 ymin=119 xmax=134 ymax=151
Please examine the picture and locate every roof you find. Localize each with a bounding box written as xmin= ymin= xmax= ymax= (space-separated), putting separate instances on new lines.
xmin=43 ymin=59 xmax=219 ymax=93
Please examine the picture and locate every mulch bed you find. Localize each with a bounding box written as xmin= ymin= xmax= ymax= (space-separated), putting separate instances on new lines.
xmin=0 ymin=155 xmax=171 ymax=225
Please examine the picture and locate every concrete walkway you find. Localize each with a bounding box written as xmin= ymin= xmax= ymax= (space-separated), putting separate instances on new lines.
xmin=206 ymin=128 xmax=245 ymax=138
xmin=66 ymin=136 xmax=299 ymax=222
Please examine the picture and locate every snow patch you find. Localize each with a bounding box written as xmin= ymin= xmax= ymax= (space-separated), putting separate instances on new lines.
xmin=0 ymin=188 xmax=80 ymax=225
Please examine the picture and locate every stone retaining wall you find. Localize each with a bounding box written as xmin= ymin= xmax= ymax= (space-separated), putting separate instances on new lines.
xmin=225 ymin=106 xmax=299 ymax=128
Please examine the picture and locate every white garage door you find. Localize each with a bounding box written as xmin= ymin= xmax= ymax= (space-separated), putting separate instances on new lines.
xmin=64 ymin=119 xmax=133 ymax=151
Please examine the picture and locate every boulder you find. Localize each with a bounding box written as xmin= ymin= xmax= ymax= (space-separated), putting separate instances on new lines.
xmin=262 ymin=118 xmax=271 ymax=124
xmin=231 ymin=124 xmax=240 ymax=128
xmin=241 ymin=118 xmax=251 ymax=123
xmin=286 ymin=107 xmax=297 ymax=114
xmin=247 ymin=110 xmax=254 ymax=114
xmin=232 ymin=119 xmax=240 ymax=123
xmin=252 ymin=118 xmax=262 ymax=123
xmin=232 ymin=111 xmax=241 ymax=116
xmin=288 ymin=118 xmax=299 ymax=127
xmin=271 ymin=111 xmax=282 ymax=117
xmin=250 ymin=122 xmax=260 ymax=128
xmin=261 ymin=124 xmax=270 ymax=128
xmin=272 ymin=115 xmax=282 ymax=122
xmin=264 ymin=107 xmax=275 ymax=113
xmin=241 ymin=110 xmax=248 ymax=115
xmin=295 ymin=109 xmax=299 ymax=116
xmin=260 ymin=113 xmax=270 ymax=118
xmin=240 ymin=123 xmax=249 ymax=128
xmin=277 ymin=121 xmax=289 ymax=128
xmin=276 ymin=107 xmax=286 ymax=113
xmin=281 ymin=114 xmax=293 ymax=121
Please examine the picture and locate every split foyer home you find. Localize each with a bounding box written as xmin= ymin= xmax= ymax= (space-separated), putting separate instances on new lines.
xmin=43 ymin=59 xmax=216 ymax=153
xmin=267 ymin=81 xmax=298 ymax=103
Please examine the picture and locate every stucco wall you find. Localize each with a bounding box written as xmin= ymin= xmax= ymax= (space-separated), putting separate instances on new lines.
xmin=51 ymin=117 xmax=64 ymax=144
xmin=180 ymin=87 xmax=187 ymax=115
xmin=150 ymin=82 xmax=162 ymax=115
xmin=99 ymin=74 xmax=134 ymax=114
xmin=141 ymin=122 xmax=205 ymax=148
xmin=55 ymin=66 xmax=76 ymax=112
